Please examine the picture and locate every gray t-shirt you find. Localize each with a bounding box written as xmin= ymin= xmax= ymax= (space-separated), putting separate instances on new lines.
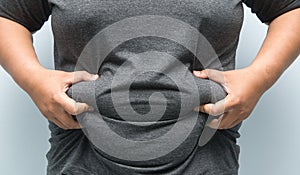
xmin=1 ymin=0 xmax=299 ymax=174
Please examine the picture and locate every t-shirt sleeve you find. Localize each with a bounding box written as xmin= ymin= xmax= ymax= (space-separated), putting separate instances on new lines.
xmin=242 ymin=0 xmax=300 ymax=23
xmin=0 ymin=0 xmax=51 ymax=32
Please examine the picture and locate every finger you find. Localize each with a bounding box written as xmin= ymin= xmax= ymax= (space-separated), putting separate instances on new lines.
xmin=207 ymin=115 xmax=224 ymax=129
xmin=48 ymin=116 xmax=69 ymax=130
xmin=224 ymin=120 xmax=240 ymax=129
xmin=60 ymin=93 xmax=94 ymax=115
xmin=42 ymin=111 xmax=69 ymax=129
xmin=217 ymin=109 xmax=242 ymax=129
xmin=194 ymin=97 xmax=227 ymax=116
xmin=193 ymin=70 xmax=208 ymax=79
xmin=217 ymin=111 xmax=232 ymax=129
xmin=219 ymin=113 xmax=242 ymax=129
xmin=69 ymin=71 xmax=99 ymax=84
xmin=53 ymin=110 xmax=81 ymax=129
xmin=228 ymin=119 xmax=243 ymax=129
xmin=203 ymin=69 xmax=226 ymax=85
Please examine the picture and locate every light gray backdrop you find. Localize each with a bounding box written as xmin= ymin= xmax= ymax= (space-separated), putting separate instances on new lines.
xmin=0 ymin=6 xmax=299 ymax=175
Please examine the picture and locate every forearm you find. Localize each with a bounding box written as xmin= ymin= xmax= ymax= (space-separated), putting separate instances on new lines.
xmin=249 ymin=8 xmax=300 ymax=92
xmin=0 ymin=17 xmax=45 ymax=92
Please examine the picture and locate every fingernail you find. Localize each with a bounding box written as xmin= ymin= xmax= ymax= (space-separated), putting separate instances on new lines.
xmin=92 ymin=74 xmax=99 ymax=80
xmin=88 ymin=106 xmax=94 ymax=112
xmin=193 ymin=71 xmax=201 ymax=76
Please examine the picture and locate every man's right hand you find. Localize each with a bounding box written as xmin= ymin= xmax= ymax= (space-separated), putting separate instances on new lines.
xmin=25 ymin=69 xmax=99 ymax=130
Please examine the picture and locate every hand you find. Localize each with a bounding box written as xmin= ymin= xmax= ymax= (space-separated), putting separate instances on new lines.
xmin=193 ymin=68 xmax=266 ymax=129
xmin=25 ymin=68 xmax=99 ymax=130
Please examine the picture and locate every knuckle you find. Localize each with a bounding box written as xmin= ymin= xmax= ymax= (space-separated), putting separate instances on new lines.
xmin=68 ymin=107 xmax=78 ymax=115
xmin=51 ymin=93 xmax=61 ymax=103
xmin=229 ymin=96 xmax=242 ymax=107
xmin=47 ymin=105 xmax=56 ymax=114
xmin=74 ymin=104 xmax=87 ymax=115
xmin=72 ymin=106 xmax=79 ymax=115
xmin=40 ymin=106 xmax=50 ymax=117
xmin=61 ymin=101 xmax=76 ymax=114
xmin=82 ymin=105 xmax=89 ymax=112
xmin=209 ymin=109 xmax=216 ymax=115
xmin=75 ymin=105 xmax=83 ymax=114
xmin=210 ymin=108 xmax=219 ymax=116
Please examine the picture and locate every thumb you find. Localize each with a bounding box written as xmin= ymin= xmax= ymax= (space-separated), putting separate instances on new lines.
xmin=61 ymin=93 xmax=94 ymax=115
xmin=193 ymin=70 xmax=208 ymax=79
xmin=70 ymin=71 xmax=99 ymax=84
xmin=197 ymin=69 xmax=225 ymax=84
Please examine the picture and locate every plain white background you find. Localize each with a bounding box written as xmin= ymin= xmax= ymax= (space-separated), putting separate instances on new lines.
xmin=0 ymin=5 xmax=299 ymax=175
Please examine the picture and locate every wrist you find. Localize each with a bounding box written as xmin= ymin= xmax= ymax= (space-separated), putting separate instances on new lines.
xmin=247 ymin=62 xmax=282 ymax=93
xmin=13 ymin=63 xmax=47 ymax=93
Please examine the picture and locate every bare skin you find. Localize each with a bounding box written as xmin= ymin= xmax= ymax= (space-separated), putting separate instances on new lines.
xmin=0 ymin=9 xmax=299 ymax=131
xmin=0 ymin=17 xmax=98 ymax=130
xmin=193 ymin=8 xmax=300 ymax=129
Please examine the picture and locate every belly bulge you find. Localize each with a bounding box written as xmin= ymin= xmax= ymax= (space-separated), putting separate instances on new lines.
xmin=66 ymin=51 xmax=227 ymax=166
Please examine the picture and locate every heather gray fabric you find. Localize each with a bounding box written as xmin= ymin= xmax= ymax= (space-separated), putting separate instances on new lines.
xmin=1 ymin=0 xmax=299 ymax=174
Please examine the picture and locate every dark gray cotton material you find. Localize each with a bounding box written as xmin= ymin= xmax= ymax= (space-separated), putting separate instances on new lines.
xmin=243 ymin=0 xmax=300 ymax=22
xmin=1 ymin=0 xmax=299 ymax=174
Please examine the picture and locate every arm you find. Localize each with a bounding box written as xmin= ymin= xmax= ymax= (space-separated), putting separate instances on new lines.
xmin=250 ymin=8 xmax=300 ymax=90
xmin=193 ymin=8 xmax=300 ymax=129
xmin=0 ymin=17 xmax=98 ymax=129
